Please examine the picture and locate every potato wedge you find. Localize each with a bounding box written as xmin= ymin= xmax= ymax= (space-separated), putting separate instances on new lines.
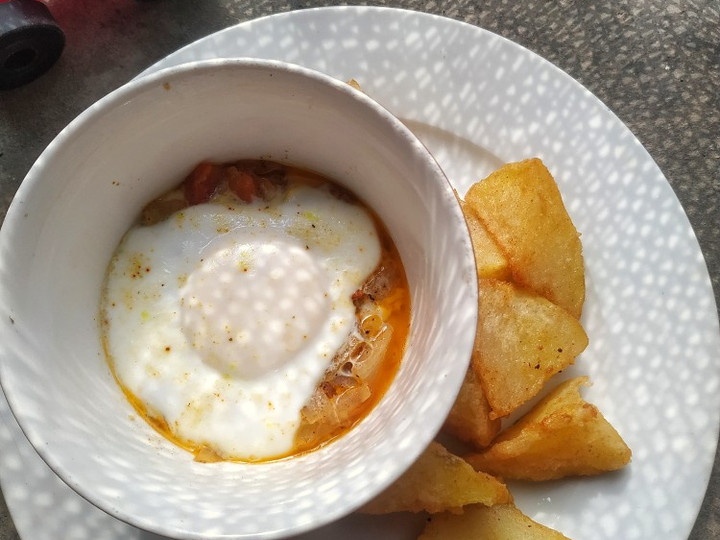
xmin=465 ymin=377 xmax=631 ymax=480
xmin=443 ymin=367 xmax=501 ymax=449
xmin=459 ymin=199 xmax=511 ymax=280
xmin=473 ymin=279 xmax=588 ymax=419
xmin=418 ymin=504 xmax=571 ymax=540
xmin=359 ymin=441 xmax=511 ymax=514
xmin=465 ymin=158 xmax=585 ymax=318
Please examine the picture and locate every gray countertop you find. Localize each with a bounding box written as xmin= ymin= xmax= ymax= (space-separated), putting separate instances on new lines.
xmin=0 ymin=1 xmax=718 ymax=538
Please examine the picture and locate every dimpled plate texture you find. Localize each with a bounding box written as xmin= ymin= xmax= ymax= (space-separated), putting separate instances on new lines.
xmin=2 ymin=7 xmax=719 ymax=540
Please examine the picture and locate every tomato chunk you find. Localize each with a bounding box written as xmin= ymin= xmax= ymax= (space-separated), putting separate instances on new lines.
xmin=184 ymin=162 xmax=222 ymax=205
xmin=227 ymin=167 xmax=256 ymax=203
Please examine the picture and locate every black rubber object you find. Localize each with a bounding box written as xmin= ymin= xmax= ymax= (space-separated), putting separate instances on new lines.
xmin=0 ymin=0 xmax=65 ymax=90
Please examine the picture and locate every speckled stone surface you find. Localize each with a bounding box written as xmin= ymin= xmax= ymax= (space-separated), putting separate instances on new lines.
xmin=0 ymin=1 xmax=717 ymax=539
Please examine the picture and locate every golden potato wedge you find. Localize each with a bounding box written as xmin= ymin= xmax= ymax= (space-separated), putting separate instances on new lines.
xmin=418 ymin=504 xmax=571 ymax=540
xmin=465 ymin=158 xmax=585 ymax=318
xmin=465 ymin=377 xmax=631 ymax=480
xmin=473 ymin=279 xmax=588 ymax=419
xmin=459 ymin=199 xmax=511 ymax=280
xmin=443 ymin=367 xmax=501 ymax=449
xmin=359 ymin=441 xmax=511 ymax=514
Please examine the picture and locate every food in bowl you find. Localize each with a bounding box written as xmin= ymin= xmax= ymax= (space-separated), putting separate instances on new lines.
xmin=100 ymin=159 xmax=410 ymax=462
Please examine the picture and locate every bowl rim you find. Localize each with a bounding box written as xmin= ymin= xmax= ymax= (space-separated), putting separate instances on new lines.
xmin=0 ymin=57 xmax=478 ymax=539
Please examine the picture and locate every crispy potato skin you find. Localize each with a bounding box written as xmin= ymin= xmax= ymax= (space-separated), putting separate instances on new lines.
xmin=444 ymin=198 xmax=509 ymax=445
xmin=359 ymin=442 xmax=511 ymax=515
xmin=443 ymin=367 xmax=501 ymax=449
xmin=465 ymin=158 xmax=585 ymax=319
xmin=472 ymin=279 xmax=588 ymax=419
xmin=418 ymin=504 xmax=568 ymax=540
xmin=460 ymin=199 xmax=512 ymax=281
xmin=465 ymin=377 xmax=632 ymax=481
xmin=418 ymin=504 xmax=571 ymax=540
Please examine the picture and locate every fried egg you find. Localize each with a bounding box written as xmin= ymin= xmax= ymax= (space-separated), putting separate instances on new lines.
xmin=102 ymin=184 xmax=381 ymax=460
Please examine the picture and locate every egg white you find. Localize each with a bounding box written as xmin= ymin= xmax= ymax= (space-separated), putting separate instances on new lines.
xmin=102 ymin=184 xmax=381 ymax=460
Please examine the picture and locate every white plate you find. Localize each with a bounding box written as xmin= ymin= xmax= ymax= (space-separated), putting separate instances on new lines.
xmin=2 ymin=7 xmax=719 ymax=540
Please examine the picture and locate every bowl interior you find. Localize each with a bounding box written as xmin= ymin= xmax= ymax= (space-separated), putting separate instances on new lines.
xmin=0 ymin=60 xmax=477 ymax=539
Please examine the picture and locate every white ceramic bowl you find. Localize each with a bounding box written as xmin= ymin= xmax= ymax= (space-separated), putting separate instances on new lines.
xmin=0 ymin=59 xmax=477 ymax=539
